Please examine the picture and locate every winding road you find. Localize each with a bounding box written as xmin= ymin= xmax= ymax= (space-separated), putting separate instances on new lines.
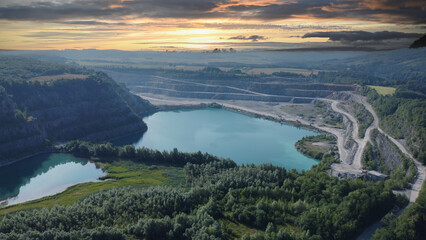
xmin=360 ymin=97 xmax=425 ymax=203
xmin=329 ymin=101 xmax=363 ymax=169
xmin=330 ymin=94 xmax=424 ymax=202
xmin=356 ymin=96 xmax=425 ymax=239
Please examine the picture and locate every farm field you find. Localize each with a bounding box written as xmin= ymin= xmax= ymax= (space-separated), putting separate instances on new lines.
xmin=367 ymin=85 xmax=396 ymax=96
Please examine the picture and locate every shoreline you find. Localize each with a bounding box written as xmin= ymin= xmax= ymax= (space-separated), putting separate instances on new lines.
xmin=152 ymin=102 xmax=336 ymax=161
xmin=222 ymin=105 xmax=326 ymax=133
xmin=156 ymin=101 xmax=329 ymax=134
xmin=0 ymin=127 xmax=150 ymax=168
xmin=0 ymin=149 xmax=56 ymax=168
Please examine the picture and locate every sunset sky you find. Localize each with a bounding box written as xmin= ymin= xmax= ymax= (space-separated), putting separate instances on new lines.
xmin=0 ymin=0 xmax=425 ymax=51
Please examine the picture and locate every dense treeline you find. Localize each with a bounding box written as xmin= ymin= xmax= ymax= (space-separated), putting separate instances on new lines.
xmin=186 ymin=158 xmax=401 ymax=239
xmin=0 ymin=141 xmax=405 ymax=239
xmin=60 ymin=141 xmax=227 ymax=166
xmin=372 ymin=183 xmax=426 ymax=240
xmin=0 ymin=187 xmax=223 ymax=240
xmin=362 ymin=86 xmax=426 ymax=165
xmin=271 ymin=71 xmax=305 ymax=78
xmin=99 ymin=66 xmax=260 ymax=81
xmin=312 ymin=70 xmax=385 ymax=85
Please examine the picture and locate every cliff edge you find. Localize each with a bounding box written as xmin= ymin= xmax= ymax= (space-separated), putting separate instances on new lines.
xmin=0 ymin=56 xmax=156 ymax=163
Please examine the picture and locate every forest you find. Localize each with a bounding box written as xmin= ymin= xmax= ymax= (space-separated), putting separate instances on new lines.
xmin=0 ymin=141 xmax=412 ymax=240
xmin=0 ymin=56 xmax=89 ymax=83
xmin=372 ymin=183 xmax=426 ymax=240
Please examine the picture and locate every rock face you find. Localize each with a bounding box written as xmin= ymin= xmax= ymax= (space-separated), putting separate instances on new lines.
xmin=0 ymin=58 xmax=156 ymax=163
xmin=373 ymin=131 xmax=403 ymax=171
xmin=342 ymin=116 xmax=357 ymax=165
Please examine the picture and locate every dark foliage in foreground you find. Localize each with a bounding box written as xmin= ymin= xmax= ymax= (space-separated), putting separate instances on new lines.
xmin=0 ymin=142 xmax=403 ymax=240
xmin=410 ymin=35 xmax=426 ymax=49
xmin=372 ymin=183 xmax=426 ymax=240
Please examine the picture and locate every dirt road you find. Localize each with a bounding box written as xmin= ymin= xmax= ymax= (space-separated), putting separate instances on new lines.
xmin=360 ymin=97 xmax=425 ymax=203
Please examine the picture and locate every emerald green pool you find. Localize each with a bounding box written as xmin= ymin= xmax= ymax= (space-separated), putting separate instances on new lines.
xmin=0 ymin=153 xmax=104 ymax=206
xmin=114 ymin=108 xmax=319 ymax=170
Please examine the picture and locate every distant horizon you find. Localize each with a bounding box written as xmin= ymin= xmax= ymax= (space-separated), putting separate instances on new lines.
xmin=0 ymin=45 xmax=415 ymax=53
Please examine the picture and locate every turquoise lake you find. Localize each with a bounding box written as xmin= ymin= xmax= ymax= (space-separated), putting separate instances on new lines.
xmin=114 ymin=108 xmax=319 ymax=170
xmin=0 ymin=153 xmax=105 ymax=206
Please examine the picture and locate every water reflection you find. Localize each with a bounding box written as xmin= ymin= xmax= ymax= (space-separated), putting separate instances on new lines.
xmin=0 ymin=153 xmax=105 ymax=206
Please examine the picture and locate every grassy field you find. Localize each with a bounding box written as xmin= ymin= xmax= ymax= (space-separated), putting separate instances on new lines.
xmin=367 ymin=85 xmax=396 ymax=96
xmin=245 ymin=67 xmax=315 ymax=76
xmin=0 ymin=160 xmax=185 ymax=216
xmin=29 ymin=74 xmax=88 ymax=82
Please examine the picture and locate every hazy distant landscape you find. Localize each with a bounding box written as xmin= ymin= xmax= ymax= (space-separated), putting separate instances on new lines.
xmin=1 ymin=0 xmax=425 ymax=239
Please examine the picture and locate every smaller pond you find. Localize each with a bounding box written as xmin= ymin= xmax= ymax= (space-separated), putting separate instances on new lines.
xmin=0 ymin=153 xmax=105 ymax=206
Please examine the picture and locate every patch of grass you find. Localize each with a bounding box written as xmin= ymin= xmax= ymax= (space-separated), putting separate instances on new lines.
xmin=220 ymin=217 xmax=301 ymax=239
xmin=367 ymin=85 xmax=396 ymax=96
xmin=220 ymin=218 xmax=263 ymax=239
xmin=0 ymin=160 xmax=185 ymax=216
xmin=295 ymin=134 xmax=335 ymax=160
xmin=29 ymin=74 xmax=88 ymax=82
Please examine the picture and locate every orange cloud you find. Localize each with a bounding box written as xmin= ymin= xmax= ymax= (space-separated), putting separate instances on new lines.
xmin=0 ymin=0 xmax=424 ymax=50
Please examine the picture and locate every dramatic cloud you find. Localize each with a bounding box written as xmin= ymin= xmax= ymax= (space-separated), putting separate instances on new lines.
xmin=0 ymin=0 xmax=227 ymax=21
xmin=228 ymin=35 xmax=266 ymax=42
xmin=302 ymin=31 xmax=423 ymax=42
xmin=0 ymin=0 xmax=424 ymax=24
xmin=22 ymin=31 xmax=119 ymax=40
xmin=204 ymin=23 xmax=350 ymax=30
xmin=0 ymin=0 xmax=425 ymax=50
xmin=225 ymin=0 xmax=426 ymax=24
